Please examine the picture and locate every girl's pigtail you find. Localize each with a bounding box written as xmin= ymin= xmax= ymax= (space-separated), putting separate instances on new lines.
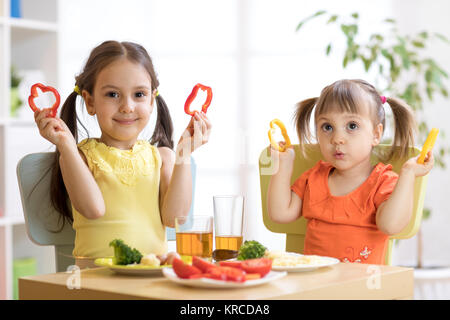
xmin=50 ymin=91 xmax=79 ymax=228
xmin=385 ymin=97 xmax=417 ymax=161
xmin=294 ymin=97 xmax=318 ymax=157
xmin=59 ymin=92 xmax=79 ymax=140
xmin=150 ymin=94 xmax=174 ymax=149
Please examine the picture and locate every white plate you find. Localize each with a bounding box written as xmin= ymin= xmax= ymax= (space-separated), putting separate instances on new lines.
xmin=94 ymin=258 xmax=170 ymax=276
xmin=162 ymin=268 xmax=287 ymax=289
xmin=270 ymin=253 xmax=340 ymax=272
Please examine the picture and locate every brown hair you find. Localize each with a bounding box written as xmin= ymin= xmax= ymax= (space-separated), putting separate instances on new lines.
xmin=294 ymin=79 xmax=416 ymax=161
xmin=51 ymin=40 xmax=174 ymax=228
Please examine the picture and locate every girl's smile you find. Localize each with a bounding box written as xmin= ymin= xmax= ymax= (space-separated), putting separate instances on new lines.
xmin=113 ymin=118 xmax=139 ymax=125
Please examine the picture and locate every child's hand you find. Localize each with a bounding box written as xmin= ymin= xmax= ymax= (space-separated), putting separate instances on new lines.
xmin=265 ymin=142 xmax=296 ymax=176
xmin=269 ymin=142 xmax=295 ymax=163
xmin=401 ymin=151 xmax=434 ymax=177
xmin=176 ymin=111 xmax=212 ymax=160
xmin=34 ymin=108 xmax=76 ymax=151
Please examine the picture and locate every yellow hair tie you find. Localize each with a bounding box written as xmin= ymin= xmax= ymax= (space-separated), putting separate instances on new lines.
xmin=155 ymin=90 xmax=159 ymax=97
xmin=74 ymin=85 xmax=81 ymax=95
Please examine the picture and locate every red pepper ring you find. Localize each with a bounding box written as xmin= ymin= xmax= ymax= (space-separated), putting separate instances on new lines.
xmin=28 ymin=83 xmax=61 ymax=118
xmin=184 ymin=83 xmax=213 ymax=116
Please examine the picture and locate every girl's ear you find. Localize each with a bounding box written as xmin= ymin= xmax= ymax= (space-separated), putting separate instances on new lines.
xmin=151 ymin=88 xmax=158 ymax=105
xmin=82 ymin=90 xmax=95 ymax=115
xmin=372 ymin=123 xmax=383 ymax=146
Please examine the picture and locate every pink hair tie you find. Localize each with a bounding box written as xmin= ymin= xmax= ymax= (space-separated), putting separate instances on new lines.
xmin=380 ymin=96 xmax=387 ymax=104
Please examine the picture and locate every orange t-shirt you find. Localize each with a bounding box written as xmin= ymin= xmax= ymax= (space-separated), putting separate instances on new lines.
xmin=291 ymin=160 xmax=398 ymax=264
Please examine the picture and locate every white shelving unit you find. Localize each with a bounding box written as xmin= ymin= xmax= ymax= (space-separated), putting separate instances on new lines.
xmin=0 ymin=0 xmax=59 ymax=300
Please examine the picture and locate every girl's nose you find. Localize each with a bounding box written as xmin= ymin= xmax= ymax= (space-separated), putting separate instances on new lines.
xmin=119 ymin=97 xmax=135 ymax=113
xmin=331 ymin=130 xmax=346 ymax=145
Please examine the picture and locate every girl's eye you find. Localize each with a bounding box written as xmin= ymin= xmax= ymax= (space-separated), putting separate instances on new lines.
xmin=321 ymin=123 xmax=333 ymax=132
xmin=106 ymin=91 xmax=119 ymax=98
xmin=135 ymin=92 xmax=146 ymax=98
xmin=347 ymin=122 xmax=358 ymax=131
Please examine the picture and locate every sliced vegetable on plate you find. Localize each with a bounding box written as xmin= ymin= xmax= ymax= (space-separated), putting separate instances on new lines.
xmin=192 ymin=256 xmax=217 ymax=273
xmin=241 ymin=258 xmax=272 ymax=277
xmin=219 ymin=260 xmax=243 ymax=268
xmin=206 ymin=266 xmax=246 ymax=282
xmin=163 ymin=256 xmax=286 ymax=289
xmin=172 ymin=258 xmax=202 ymax=279
xmin=167 ymin=255 xmax=281 ymax=286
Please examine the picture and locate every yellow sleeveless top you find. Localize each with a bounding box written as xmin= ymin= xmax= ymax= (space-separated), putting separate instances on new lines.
xmin=72 ymin=138 xmax=167 ymax=258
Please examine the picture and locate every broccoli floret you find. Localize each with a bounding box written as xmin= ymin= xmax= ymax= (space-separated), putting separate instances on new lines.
xmin=237 ymin=240 xmax=267 ymax=260
xmin=109 ymin=239 xmax=143 ymax=265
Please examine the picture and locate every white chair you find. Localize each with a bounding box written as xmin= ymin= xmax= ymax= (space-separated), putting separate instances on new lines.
xmin=17 ymin=152 xmax=196 ymax=272
xmin=17 ymin=153 xmax=75 ymax=272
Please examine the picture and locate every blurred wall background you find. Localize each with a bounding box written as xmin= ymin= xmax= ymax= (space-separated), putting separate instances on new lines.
xmin=57 ymin=0 xmax=450 ymax=267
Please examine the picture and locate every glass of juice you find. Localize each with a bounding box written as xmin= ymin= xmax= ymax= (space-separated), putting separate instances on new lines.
xmin=175 ymin=215 xmax=213 ymax=262
xmin=213 ymin=195 xmax=244 ymax=251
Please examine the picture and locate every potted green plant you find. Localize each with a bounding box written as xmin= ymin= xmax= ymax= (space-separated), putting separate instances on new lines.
xmin=296 ymin=10 xmax=450 ymax=299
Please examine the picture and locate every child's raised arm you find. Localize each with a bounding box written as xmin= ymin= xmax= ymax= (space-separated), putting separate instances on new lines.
xmin=159 ymin=112 xmax=211 ymax=228
xmin=267 ymin=144 xmax=303 ymax=223
xmin=376 ymin=151 xmax=434 ymax=235
xmin=158 ymin=146 xmax=187 ymax=228
xmin=35 ymin=109 xmax=105 ymax=219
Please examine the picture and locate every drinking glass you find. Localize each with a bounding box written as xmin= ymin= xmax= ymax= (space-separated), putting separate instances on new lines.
xmin=213 ymin=195 xmax=244 ymax=251
xmin=175 ymin=215 xmax=213 ymax=261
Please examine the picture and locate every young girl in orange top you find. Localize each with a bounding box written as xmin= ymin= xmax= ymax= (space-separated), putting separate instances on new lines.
xmin=267 ymin=79 xmax=434 ymax=264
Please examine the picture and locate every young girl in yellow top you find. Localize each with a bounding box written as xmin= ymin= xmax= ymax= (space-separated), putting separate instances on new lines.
xmin=267 ymin=79 xmax=434 ymax=264
xmin=34 ymin=40 xmax=212 ymax=267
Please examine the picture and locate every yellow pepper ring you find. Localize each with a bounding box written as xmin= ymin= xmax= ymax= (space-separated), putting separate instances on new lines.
xmin=268 ymin=119 xmax=292 ymax=152
xmin=417 ymin=128 xmax=439 ymax=164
